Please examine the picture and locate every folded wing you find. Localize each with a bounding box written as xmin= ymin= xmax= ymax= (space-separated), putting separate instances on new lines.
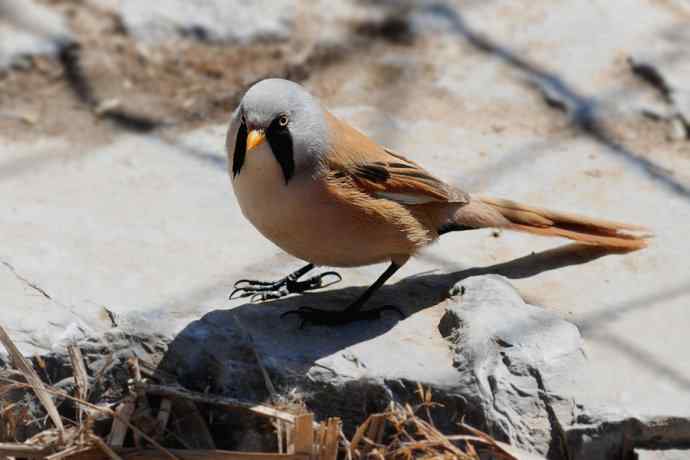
xmin=324 ymin=111 xmax=468 ymax=206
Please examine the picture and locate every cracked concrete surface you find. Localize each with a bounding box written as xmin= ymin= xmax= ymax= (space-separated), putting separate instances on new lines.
xmin=1 ymin=0 xmax=689 ymax=458
xmin=2 ymin=260 xmax=52 ymax=300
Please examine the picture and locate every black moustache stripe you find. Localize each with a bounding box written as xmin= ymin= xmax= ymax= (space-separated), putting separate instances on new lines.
xmin=266 ymin=120 xmax=295 ymax=184
xmin=232 ymin=118 xmax=295 ymax=184
xmin=232 ymin=121 xmax=247 ymax=177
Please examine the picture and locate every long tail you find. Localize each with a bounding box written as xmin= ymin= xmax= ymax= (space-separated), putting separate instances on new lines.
xmin=452 ymin=195 xmax=651 ymax=250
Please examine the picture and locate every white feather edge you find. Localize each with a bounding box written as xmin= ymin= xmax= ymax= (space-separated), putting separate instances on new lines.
xmin=374 ymin=191 xmax=437 ymax=204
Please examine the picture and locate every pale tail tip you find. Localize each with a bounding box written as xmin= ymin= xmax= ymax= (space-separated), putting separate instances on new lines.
xmin=618 ymin=227 xmax=654 ymax=240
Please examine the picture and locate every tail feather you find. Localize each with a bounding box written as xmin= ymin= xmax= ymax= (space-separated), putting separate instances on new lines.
xmin=456 ymin=195 xmax=651 ymax=251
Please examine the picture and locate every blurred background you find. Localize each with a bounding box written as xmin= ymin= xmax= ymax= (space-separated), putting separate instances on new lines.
xmin=1 ymin=1 xmax=690 ymax=458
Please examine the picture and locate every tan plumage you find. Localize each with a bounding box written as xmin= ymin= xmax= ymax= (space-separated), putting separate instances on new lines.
xmin=470 ymin=196 xmax=649 ymax=250
xmin=319 ymin=109 xmax=649 ymax=253
xmin=226 ymin=78 xmax=650 ymax=324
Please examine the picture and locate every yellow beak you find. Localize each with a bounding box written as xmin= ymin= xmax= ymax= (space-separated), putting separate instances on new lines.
xmin=246 ymin=129 xmax=266 ymax=152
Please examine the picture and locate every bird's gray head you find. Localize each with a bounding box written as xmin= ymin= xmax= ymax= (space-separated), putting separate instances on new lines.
xmin=227 ymin=78 xmax=328 ymax=184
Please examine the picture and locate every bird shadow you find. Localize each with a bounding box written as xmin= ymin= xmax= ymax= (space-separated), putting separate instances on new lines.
xmin=155 ymin=243 xmax=619 ymax=392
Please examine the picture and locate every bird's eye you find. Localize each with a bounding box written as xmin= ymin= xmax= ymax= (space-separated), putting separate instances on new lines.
xmin=278 ymin=115 xmax=289 ymax=127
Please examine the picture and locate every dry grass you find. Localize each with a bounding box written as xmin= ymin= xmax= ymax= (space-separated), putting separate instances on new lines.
xmin=0 ymin=324 xmax=522 ymax=460
xmin=345 ymin=386 xmax=519 ymax=460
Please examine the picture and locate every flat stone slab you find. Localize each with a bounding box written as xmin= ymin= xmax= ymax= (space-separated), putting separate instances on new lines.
xmin=119 ymin=0 xmax=295 ymax=44
xmin=0 ymin=0 xmax=71 ymax=70
xmin=636 ymin=449 xmax=690 ymax=460
xmin=150 ymin=275 xmax=586 ymax=457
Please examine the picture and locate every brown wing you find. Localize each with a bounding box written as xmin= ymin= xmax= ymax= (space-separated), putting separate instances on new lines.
xmin=324 ymin=111 xmax=469 ymax=205
xmin=347 ymin=157 xmax=467 ymax=204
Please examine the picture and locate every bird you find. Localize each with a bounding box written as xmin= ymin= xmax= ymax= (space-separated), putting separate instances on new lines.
xmin=226 ymin=78 xmax=650 ymax=326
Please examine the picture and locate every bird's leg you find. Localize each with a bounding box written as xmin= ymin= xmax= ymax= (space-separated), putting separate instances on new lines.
xmin=230 ymin=263 xmax=341 ymax=302
xmin=281 ymin=262 xmax=405 ymax=327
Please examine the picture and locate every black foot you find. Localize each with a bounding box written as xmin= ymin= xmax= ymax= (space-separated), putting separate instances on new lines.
xmin=229 ymin=271 xmax=341 ymax=302
xmin=280 ymin=305 xmax=405 ymax=328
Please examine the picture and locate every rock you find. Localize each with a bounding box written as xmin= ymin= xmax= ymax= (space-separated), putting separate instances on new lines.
xmin=0 ymin=259 xmax=107 ymax=354
xmin=117 ymin=0 xmax=397 ymax=47
xmin=119 ymin=0 xmax=295 ymax=44
xmin=568 ymin=415 xmax=690 ymax=460
xmin=635 ymin=449 xmax=690 ymax=460
xmin=439 ymin=276 xmax=585 ymax=458
xmin=0 ymin=0 xmax=72 ymax=70
xmin=56 ymin=274 xmax=688 ymax=460
xmin=497 ymin=442 xmax=551 ymax=460
xmin=132 ymin=274 xmax=586 ymax=458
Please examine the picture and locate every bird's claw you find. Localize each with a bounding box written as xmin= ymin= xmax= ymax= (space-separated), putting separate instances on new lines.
xmin=233 ymin=278 xmax=273 ymax=289
xmin=229 ymin=271 xmax=342 ymax=302
xmin=301 ymin=271 xmax=342 ymax=290
xmin=280 ymin=305 xmax=404 ymax=328
xmin=249 ymin=290 xmax=287 ymax=303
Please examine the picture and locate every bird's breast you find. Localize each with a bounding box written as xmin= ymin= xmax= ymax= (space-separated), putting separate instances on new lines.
xmin=233 ymin=142 xmax=334 ymax=261
xmin=232 ymin=142 xmax=293 ymax=237
xmin=231 ymin=143 xmax=431 ymax=266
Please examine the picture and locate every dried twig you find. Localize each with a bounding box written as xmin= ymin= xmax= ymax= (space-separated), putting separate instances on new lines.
xmin=127 ymin=357 xmax=154 ymax=448
xmin=107 ymin=398 xmax=135 ymax=448
xmin=276 ymin=420 xmax=285 ymax=454
xmin=0 ymin=442 xmax=48 ymax=458
xmin=317 ymin=418 xmax=340 ymax=460
xmin=0 ymin=324 xmax=64 ymax=435
xmin=45 ymin=444 xmax=91 ymax=459
xmin=349 ymin=416 xmax=370 ymax=453
xmin=346 ymin=388 xmax=499 ymax=460
xmin=289 ymin=413 xmax=313 ymax=457
xmin=459 ymin=423 xmax=519 ymax=460
xmin=0 ymin=326 xmax=520 ymax=460
xmin=127 ymin=357 xmax=143 ymax=384
xmin=113 ymin=450 xmax=311 ymax=460
xmin=137 ymin=360 xmax=176 ymax=384
xmin=141 ymin=383 xmax=297 ymax=423
xmin=366 ymin=414 xmax=385 ymax=446
xmin=68 ymin=346 xmax=89 ymax=424
xmin=90 ymin=433 xmax=123 ymax=460
xmin=0 ymin=379 xmax=179 ymax=460
xmin=339 ymin=428 xmax=352 ymax=460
